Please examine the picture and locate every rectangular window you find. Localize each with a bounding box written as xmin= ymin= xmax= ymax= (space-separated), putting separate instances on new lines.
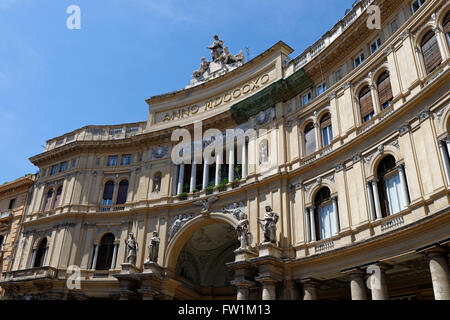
xmin=384 ymin=173 xmax=405 ymax=215
xmin=411 ymin=0 xmax=426 ymax=14
xmin=51 ymin=164 xmax=59 ymax=175
xmin=316 ymin=82 xmax=327 ymax=96
xmin=370 ymin=38 xmax=382 ymax=55
xmin=59 ymin=162 xmax=67 ymax=172
xmin=107 ymin=156 xmax=118 ymax=167
xmin=321 ymin=126 xmax=333 ymax=147
xmin=354 ymin=53 xmax=365 ymax=68
xmin=121 ymin=154 xmax=131 ymax=166
xmin=318 ymin=203 xmax=336 ymax=240
xmin=8 ymin=198 xmax=16 ymax=210
xmin=304 ymin=127 xmax=316 ymax=155
xmin=302 ymin=91 xmax=312 ymax=106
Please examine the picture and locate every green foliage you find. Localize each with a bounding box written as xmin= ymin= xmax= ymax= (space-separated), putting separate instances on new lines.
xmin=178 ymin=193 xmax=188 ymax=201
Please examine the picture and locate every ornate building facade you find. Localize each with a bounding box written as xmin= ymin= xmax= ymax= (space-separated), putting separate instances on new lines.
xmin=0 ymin=175 xmax=35 ymax=298
xmin=1 ymin=0 xmax=449 ymax=300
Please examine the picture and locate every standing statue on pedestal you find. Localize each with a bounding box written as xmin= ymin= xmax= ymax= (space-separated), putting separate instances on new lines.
xmin=236 ymin=211 xmax=253 ymax=249
xmin=125 ymin=232 xmax=138 ymax=265
xmin=146 ymin=231 xmax=160 ymax=263
xmin=257 ymin=206 xmax=279 ymax=244
xmin=207 ymin=35 xmax=224 ymax=62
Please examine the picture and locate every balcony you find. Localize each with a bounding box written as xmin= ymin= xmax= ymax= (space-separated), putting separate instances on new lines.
xmin=1 ymin=267 xmax=57 ymax=283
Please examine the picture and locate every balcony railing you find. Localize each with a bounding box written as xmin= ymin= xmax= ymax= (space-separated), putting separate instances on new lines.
xmin=1 ymin=267 xmax=57 ymax=283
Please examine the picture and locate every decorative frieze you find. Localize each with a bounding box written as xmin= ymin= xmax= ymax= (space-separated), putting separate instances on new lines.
xmin=398 ymin=124 xmax=410 ymax=136
xmin=167 ymin=214 xmax=196 ymax=241
xmin=418 ymin=110 xmax=430 ymax=123
xmin=335 ymin=163 xmax=344 ymax=172
xmin=152 ymin=145 xmax=169 ymax=160
xmin=352 ymin=153 xmax=361 ymax=163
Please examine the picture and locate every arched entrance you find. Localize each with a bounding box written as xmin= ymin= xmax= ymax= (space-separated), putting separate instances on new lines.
xmin=168 ymin=217 xmax=239 ymax=299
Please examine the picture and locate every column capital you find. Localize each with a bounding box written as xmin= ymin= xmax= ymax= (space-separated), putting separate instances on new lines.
xmin=370 ymin=178 xmax=379 ymax=184
xmin=299 ymin=278 xmax=321 ymax=287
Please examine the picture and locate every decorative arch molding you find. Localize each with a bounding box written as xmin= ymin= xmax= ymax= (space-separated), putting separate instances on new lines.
xmin=305 ymin=178 xmax=337 ymax=205
xmin=94 ymin=230 xmax=120 ymax=245
xmin=164 ymin=213 xmax=238 ymax=270
xmin=353 ymin=80 xmax=372 ymax=98
xmin=371 ymin=64 xmax=390 ymax=85
xmin=437 ymin=103 xmax=450 ymax=133
xmin=437 ymin=3 xmax=450 ymax=28
xmin=368 ymin=147 xmax=403 ymax=179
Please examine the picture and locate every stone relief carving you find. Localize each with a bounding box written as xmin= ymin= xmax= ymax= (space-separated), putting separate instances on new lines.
xmin=222 ymin=202 xmax=246 ymax=221
xmin=257 ymin=206 xmax=279 ymax=244
xmin=255 ymin=107 xmax=276 ymax=127
xmin=168 ymin=214 xmax=195 ymax=241
xmin=192 ymin=196 xmax=219 ymax=216
xmin=145 ymin=231 xmax=160 ymax=263
xmin=151 ymin=146 xmax=169 ymax=160
xmin=125 ymin=232 xmax=138 ymax=265
xmin=259 ymin=139 xmax=269 ymax=164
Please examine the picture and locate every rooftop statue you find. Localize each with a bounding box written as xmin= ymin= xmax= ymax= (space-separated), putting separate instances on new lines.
xmin=207 ymin=34 xmax=224 ymax=62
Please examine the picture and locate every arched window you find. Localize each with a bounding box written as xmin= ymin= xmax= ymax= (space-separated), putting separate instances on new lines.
xmin=96 ymin=233 xmax=115 ymax=270
xmin=153 ymin=172 xmax=162 ymax=192
xmin=102 ymin=181 xmax=114 ymax=206
xmin=421 ymin=31 xmax=442 ymax=75
xmin=377 ymin=71 xmax=393 ymax=109
xmin=0 ymin=234 xmax=4 ymax=250
xmin=377 ymin=156 xmax=406 ymax=217
xmin=52 ymin=186 xmax=63 ymax=209
xmin=33 ymin=238 xmax=47 ymax=268
xmin=320 ymin=113 xmax=333 ymax=147
xmin=444 ymin=11 xmax=450 ymax=47
xmin=116 ymin=180 xmax=128 ymax=205
xmin=359 ymin=86 xmax=374 ymax=123
xmin=314 ymin=187 xmax=337 ymax=240
xmin=304 ymin=123 xmax=316 ymax=155
xmin=43 ymin=189 xmax=54 ymax=212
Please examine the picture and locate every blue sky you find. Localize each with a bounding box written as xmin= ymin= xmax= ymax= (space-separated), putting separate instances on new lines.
xmin=0 ymin=0 xmax=353 ymax=184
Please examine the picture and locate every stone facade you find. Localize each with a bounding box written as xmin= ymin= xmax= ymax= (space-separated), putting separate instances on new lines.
xmin=0 ymin=175 xmax=35 ymax=298
xmin=1 ymin=0 xmax=450 ymax=300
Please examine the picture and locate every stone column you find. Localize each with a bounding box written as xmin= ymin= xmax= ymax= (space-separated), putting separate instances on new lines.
xmin=366 ymin=182 xmax=377 ymax=221
xmin=414 ymin=47 xmax=425 ymax=79
xmin=91 ymin=245 xmax=98 ymax=269
xmin=261 ymin=281 xmax=276 ymax=300
xmin=332 ymin=196 xmax=340 ymax=235
xmin=190 ymin=162 xmax=197 ymax=193
xmin=397 ymin=165 xmax=410 ymax=209
xmin=302 ymin=279 xmax=319 ymax=300
xmin=371 ymin=179 xmax=383 ymax=219
xmin=202 ymin=162 xmax=209 ymax=190
xmin=305 ymin=209 xmax=311 ymax=243
xmin=314 ymin=123 xmax=320 ymax=151
xmin=228 ymin=144 xmax=235 ymax=183
xmin=215 ymin=153 xmax=221 ymax=186
xmin=369 ymin=264 xmax=389 ymax=300
xmin=172 ymin=165 xmax=179 ymax=196
xmin=237 ymin=286 xmax=250 ymax=300
xmin=427 ymin=249 xmax=450 ymax=300
xmin=445 ymin=138 xmax=450 ymax=158
xmin=349 ymin=270 xmax=367 ymax=300
xmin=433 ymin=28 xmax=448 ymax=61
xmin=370 ymin=84 xmax=381 ymax=114
xmin=438 ymin=140 xmax=450 ymax=184
xmin=309 ymin=207 xmax=317 ymax=242
xmin=241 ymin=140 xmax=248 ymax=179
xmin=111 ymin=243 xmax=119 ymax=269
xmin=177 ymin=162 xmax=185 ymax=195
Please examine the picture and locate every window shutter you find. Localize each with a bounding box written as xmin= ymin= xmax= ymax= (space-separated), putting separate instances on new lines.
xmin=116 ymin=181 xmax=129 ymax=205
xmin=377 ymin=75 xmax=393 ymax=107
xmin=320 ymin=114 xmax=331 ymax=129
xmin=443 ymin=12 xmax=450 ymax=35
xmin=422 ymin=32 xmax=442 ymax=74
xmin=359 ymin=88 xmax=374 ymax=119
